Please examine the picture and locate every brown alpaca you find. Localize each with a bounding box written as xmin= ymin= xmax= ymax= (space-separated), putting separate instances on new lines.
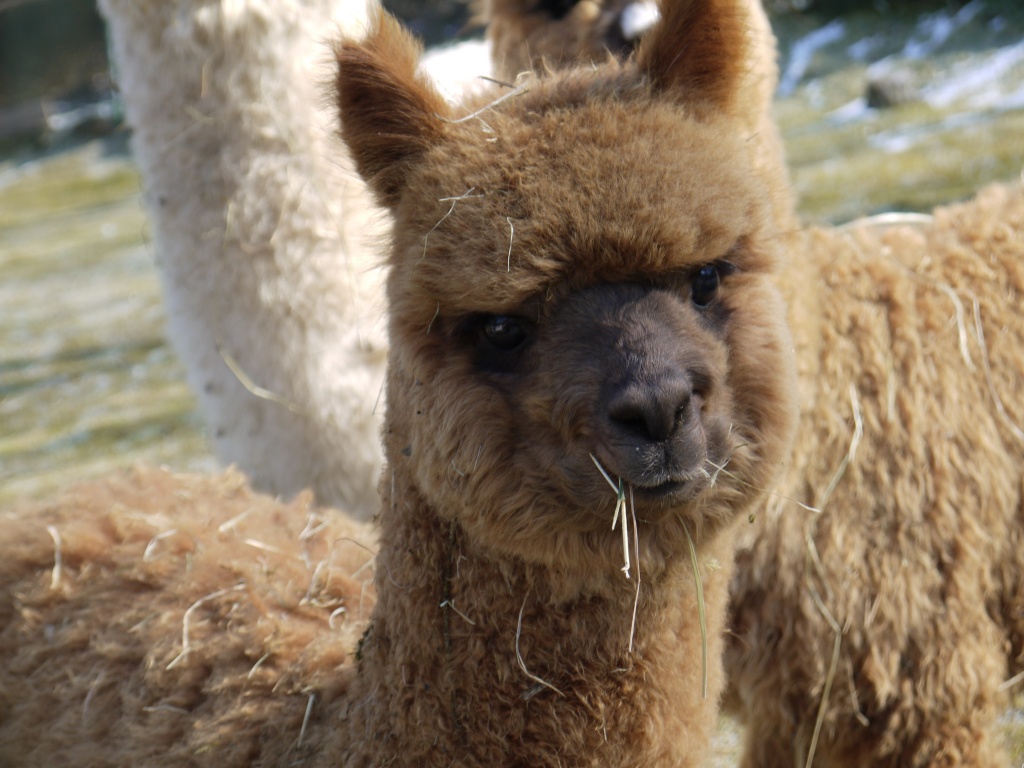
xmin=481 ymin=0 xmax=662 ymax=77
xmin=726 ymin=182 xmax=1024 ymax=766
xmin=0 ymin=0 xmax=797 ymax=765
xmin=479 ymin=0 xmax=794 ymax=232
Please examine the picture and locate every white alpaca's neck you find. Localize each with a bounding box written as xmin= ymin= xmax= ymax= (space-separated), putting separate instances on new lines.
xmin=97 ymin=0 xmax=387 ymax=516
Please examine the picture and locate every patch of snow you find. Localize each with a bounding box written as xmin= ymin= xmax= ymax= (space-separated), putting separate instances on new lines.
xmin=868 ymin=111 xmax=982 ymax=153
xmin=846 ymin=34 xmax=884 ymax=62
xmin=923 ymin=40 xmax=1024 ymax=108
xmin=420 ymin=38 xmax=494 ymax=104
xmin=779 ymin=20 xmax=846 ymax=96
xmin=619 ymin=2 xmax=660 ymax=41
xmin=902 ymin=0 xmax=984 ymax=59
xmin=827 ymin=97 xmax=870 ymax=124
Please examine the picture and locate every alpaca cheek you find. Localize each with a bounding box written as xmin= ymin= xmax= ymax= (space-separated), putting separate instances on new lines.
xmin=720 ymin=285 xmax=799 ymax=489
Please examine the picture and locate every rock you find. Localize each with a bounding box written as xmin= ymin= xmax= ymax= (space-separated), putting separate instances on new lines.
xmin=866 ymin=69 xmax=919 ymax=108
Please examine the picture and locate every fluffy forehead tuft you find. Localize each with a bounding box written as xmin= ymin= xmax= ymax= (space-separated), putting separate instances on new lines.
xmin=389 ymin=73 xmax=773 ymax=315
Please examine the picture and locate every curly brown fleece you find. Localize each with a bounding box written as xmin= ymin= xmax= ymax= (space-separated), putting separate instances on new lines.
xmin=331 ymin=1 xmax=796 ymax=763
xmin=0 ymin=466 xmax=377 ymax=766
xmin=479 ymin=0 xmax=795 ymax=232
xmin=726 ymin=182 xmax=1024 ymax=767
xmin=0 ymin=1 xmax=797 ymax=765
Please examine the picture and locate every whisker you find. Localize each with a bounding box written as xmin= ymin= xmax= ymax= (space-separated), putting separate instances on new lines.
xmin=705 ymin=458 xmax=822 ymax=515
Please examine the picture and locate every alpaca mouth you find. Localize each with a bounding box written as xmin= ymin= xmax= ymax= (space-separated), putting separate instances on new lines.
xmin=630 ymin=471 xmax=711 ymax=504
xmin=589 ymin=447 xmax=714 ymax=509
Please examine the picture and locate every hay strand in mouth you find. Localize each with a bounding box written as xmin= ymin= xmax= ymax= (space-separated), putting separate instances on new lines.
xmin=589 ymin=454 xmax=632 ymax=579
xmin=681 ymin=520 xmax=708 ymax=700
xmin=627 ymin=487 xmax=642 ymax=653
xmin=617 ymin=483 xmax=630 ymax=579
xmin=590 ymin=453 xmax=619 ymax=493
xmin=590 ymin=454 xmax=643 ymax=651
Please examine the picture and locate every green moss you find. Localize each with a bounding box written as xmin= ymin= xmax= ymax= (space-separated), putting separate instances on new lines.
xmin=0 ymin=145 xmax=141 ymax=231
xmin=0 ymin=141 xmax=212 ymax=506
xmin=791 ymin=108 xmax=1024 ymax=222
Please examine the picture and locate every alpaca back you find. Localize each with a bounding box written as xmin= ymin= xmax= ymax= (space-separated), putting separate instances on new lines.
xmin=728 ymin=182 xmax=1024 ymax=766
xmin=0 ymin=466 xmax=376 ymax=767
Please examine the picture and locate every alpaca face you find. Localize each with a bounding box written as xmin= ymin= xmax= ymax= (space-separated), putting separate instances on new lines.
xmin=337 ymin=0 xmax=798 ymax=572
xmin=486 ymin=0 xmax=661 ymax=80
xmin=477 ymin=280 xmax=735 ymax=515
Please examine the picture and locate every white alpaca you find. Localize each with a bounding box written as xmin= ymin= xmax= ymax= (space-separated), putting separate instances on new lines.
xmin=98 ymin=0 xmax=389 ymax=518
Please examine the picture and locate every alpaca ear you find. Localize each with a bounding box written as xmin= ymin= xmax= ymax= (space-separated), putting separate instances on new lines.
xmin=334 ymin=9 xmax=450 ymax=208
xmin=636 ymin=0 xmax=751 ymax=116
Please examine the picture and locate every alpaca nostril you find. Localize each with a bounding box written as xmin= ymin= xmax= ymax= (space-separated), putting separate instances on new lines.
xmin=608 ymin=377 xmax=692 ymax=443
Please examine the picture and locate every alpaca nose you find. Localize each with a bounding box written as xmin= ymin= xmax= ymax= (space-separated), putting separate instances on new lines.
xmin=607 ymin=372 xmax=692 ymax=443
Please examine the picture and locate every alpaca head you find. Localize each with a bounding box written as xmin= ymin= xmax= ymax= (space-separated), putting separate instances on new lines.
xmin=335 ymin=0 xmax=797 ymax=581
xmin=482 ymin=0 xmax=662 ymax=80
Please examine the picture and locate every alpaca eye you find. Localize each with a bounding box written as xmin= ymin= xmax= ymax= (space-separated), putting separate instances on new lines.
xmin=690 ymin=264 xmax=721 ymax=308
xmin=482 ymin=315 xmax=528 ymax=351
xmin=536 ymin=0 xmax=578 ymax=20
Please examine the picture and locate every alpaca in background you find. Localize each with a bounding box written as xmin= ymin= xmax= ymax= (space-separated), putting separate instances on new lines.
xmin=0 ymin=1 xmax=798 ymax=763
xmin=726 ymin=182 xmax=1024 ymax=767
xmin=481 ymin=0 xmax=663 ymax=77
xmin=480 ymin=0 xmax=794 ymax=231
xmin=0 ymin=465 xmax=377 ymax=765
xmin=97 ymin=0 xmax=388 ymax=518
